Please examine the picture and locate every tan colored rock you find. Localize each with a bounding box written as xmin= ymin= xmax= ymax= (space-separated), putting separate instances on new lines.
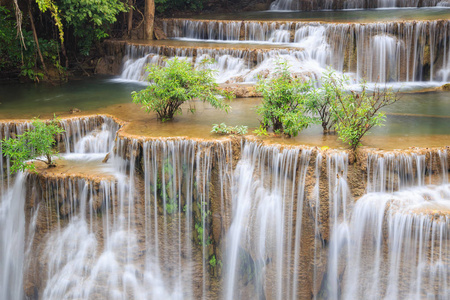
xmin=220 ymin=84 xmax=261 ymax=98
xmin=154 ymin=26 xmax=167 ymax=40
xmin=441 ymin=83 xmax=450 ymax=91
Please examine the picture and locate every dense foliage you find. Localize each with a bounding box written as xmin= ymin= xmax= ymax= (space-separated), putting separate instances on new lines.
xmin=132 ymin=58 xmax=232 ymax=122
xmin=0 ymin=7 xmax=60 ymax=80
xmin=155 ymin=0 xmax=205 ymax=13
xmin=256 ymin=61 xmax=316 ymax=137
xmin=256 ymin=63 xmax=399 ymax=148
xmin=58 ymin=0 xmax=127 ymax=55
xmin=2 ymin=118 xmax=65 ymax=173
xmin=0 ymin=0 xmax=127 ymax=80
xmin=327 ymin=78 xmax=399 ymax=149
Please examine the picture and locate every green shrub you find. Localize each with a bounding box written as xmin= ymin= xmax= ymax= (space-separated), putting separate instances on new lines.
xmin=256 ymin=61 xmax=316 ymax=137
xmin=306 ymin=71 xmax=339 ymax=133
xmin=328 ymin=78 xmax=399 ymax=149
xmin=132 ymin=57 xmax=232 ymax=122
xmin=58 ymin=0 xmax=127 ymax=56
xmin=209 ymin=255 xmax=217 ymax=267
xmin=2 ymin=118 xmax=65 ymax=173
xmin=211 ymin=123 xmax=247 ymax=135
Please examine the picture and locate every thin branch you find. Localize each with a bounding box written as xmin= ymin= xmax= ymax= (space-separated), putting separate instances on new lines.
xmin=13 ymin=0 xmax=26 ymax=50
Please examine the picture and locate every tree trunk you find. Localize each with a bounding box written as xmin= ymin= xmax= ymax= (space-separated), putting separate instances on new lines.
xmin=61 ymin=40 xmax=69 ymax=69
xmin=144 ymin=0 xmax=155 ymax=40
xmin=127 ymin=0 xmax=134 ymax=37
xmin=28 ymin=1 xmax=48 ymax=75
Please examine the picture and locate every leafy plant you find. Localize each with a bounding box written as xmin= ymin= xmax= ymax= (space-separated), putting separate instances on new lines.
xmin=194 ymin=200 xmax=212 ymax=246
xmin=165 ymin=198 xmax=178 ymax=214
xmin=0 ymin=7 xmax=22 ymax=71
xmin=132 ymin=57 xmax=233 ymax=122
xmin=158 ymin=158 xmax=179 ymax=214
xmin=36 ymin=0 xmax=64 ymax=43
xmin=58 ymin=0 xmax=127 ymax=56
xmin=0 ymin=7 xmax=63 ymax=81
xmin=307 ymin=71 xmax=339 ymax=133
xmin=195 ymin=222 xmax=205 ymax=245
xmin=256 ymin=60 xmax=316 ymax=137
xmin=2 ymin=118 xmax=65 ymax=173
xmin=211 ymin=123 xmax=248 ymax=135
xmin=209 ymin=255 xmax=217 ymax=267
xmin=253 ymin=126 xmax=269 ymax=136
xmin=328 ymin=78 xmax=400 ymax=149
xmin=155 ymin=0 xmax=205 ymax=13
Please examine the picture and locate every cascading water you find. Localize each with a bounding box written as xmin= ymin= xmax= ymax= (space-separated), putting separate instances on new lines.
xmin=270 ymin=0 xmax=300 ymax=11
xmin=0 ymin=173 xmax=26 ymax=300
xmin=139 ymin=139 xmax=233 ymax=299
xmin=119 ymin=19 xmax=450 ymax=85
xmin=325 ymin=150 xmax=450 ymax=299
xmin=270 ymin=0 xmax=446 ymax=10
xmin=338 ymin=185 xmax=450 ymax=299
xmin=37 ymin=136 xmax=235 ymax=300
xmin=224 ymin=142 xmax=313 ymax=300
xmin=438 ymin=23 xmax=450 ymax=82
xmin=1 ymin=117 xmax=450 ymax=299
xmin=119 ymin=43 xmax=308 ymax=83
xmin=0 ymin=117 xmax=122 ymax=300
xmin=59 ymin=116 xmax=120 ymax=154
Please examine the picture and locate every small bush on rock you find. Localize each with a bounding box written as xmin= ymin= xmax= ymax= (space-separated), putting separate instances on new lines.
xmin=132 ymin=57 xmax=233 ymax=122
xmin=211 ymin=123 xmax=248 ymax=135
xmin=256 ymin=61 xmax=316 ymax=137
xmin=2 ymin=118 xmax=64 ymax=173
xmin=328 ymin=78 xmax=400 ymax=149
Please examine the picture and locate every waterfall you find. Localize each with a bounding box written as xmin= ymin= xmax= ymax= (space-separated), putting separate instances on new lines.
xmin=366 ymin=151 xmax=428 ymax=192
xmin=270 ymin=0 xmax=300 ymax=10
xmin=0 ymin=173 xmax=26 ymax=300
xmin=323 ymin=152 xmax=352 ymax=299
xmin=0 ymin=121 xmax=33 ymax=196
xmin=170 ymin=20 xmax=242 ymax=41
xmin=18 ymin=130 xmax=234 ymax=299
xmin=137 ymin=19 xmax=450 ymax=84
xmin=0 ymin=117 xmax=121 ymax=300
xmin=119 ymin=43 xmax=309 ymax=83
xmin=326 ymin=150 xmax=450 ymax=299
xmin=338 ymin=185 xmax=450 ymax=299
xmin=224 ymin=142 xmax=313 ymax=300
xmin=1 ymin=117 xmax=450 ymax=299
xmin=269 ymin=0 xmax=444 ymax=10
xmin=140 ymin=139 xmax=232 ymax=299
xmin=59 ymin=116 xmax=120 ymax=154
xmin=438 ymin=22 xmax=450 ymax=82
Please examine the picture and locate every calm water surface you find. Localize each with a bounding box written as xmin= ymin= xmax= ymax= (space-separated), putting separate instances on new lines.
xmin=1 ymin=76 xmax=449 ymax=148
xmin=189 ymin=8 xmax=450 ymax=22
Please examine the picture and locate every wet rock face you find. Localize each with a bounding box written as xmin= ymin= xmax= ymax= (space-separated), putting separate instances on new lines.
xmin=95 ymin=40 xmax=127 ymax=75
